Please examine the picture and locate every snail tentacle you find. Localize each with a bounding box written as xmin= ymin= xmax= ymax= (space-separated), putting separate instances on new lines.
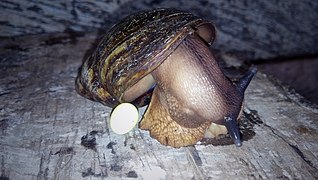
xmin=223 ymin=113 xmax=242 ymax=147
xmin=236 ymin=67 xmax=257 ymax=95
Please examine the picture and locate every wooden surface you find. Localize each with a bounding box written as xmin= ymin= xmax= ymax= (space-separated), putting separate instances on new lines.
xmin=1 ymin=1 xmax=318 ymax=179
xmin=1 ymin=31 xmax=318 ymax=180
xmin=1 ymin=0 xmax=318 ymax=61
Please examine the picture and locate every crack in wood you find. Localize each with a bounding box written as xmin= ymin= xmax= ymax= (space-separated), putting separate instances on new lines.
xmin=0 ymin=156 xmax=9 ymax=180
xmin=81 ymin=167 xmax=108 ymax=178
xmin=186 ymin=146 xmax=204 ymax=180
xmin=263 ymin=122 xmax=318 ymax=177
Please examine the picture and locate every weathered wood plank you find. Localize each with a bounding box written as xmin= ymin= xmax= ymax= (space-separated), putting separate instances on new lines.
xmin=0 ymin=32 xmax=317 ymax=180
xmin=1 ymin=0 xmax=317 ymax=61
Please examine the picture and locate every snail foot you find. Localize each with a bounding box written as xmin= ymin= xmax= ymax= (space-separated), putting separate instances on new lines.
xmin=139 ymin=88 xmax=210 ymax=148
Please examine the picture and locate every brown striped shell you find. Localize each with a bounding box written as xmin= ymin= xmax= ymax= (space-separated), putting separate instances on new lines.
xmin=75 ymin=8 xmax=215 ymax=107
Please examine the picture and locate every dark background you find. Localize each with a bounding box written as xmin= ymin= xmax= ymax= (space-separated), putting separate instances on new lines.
xmin=1 ymin=0 xmax=318 ymax=103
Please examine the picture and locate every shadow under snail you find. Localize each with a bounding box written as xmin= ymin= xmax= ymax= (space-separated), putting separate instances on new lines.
xmin=75 ymin=8 xmax=256 ymax=148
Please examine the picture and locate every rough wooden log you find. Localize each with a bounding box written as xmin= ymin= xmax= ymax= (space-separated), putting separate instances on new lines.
xmin=0 ymin=32 xmax=317 ymax=180
xmin=1 ymin=0 xmax=318 ymax=60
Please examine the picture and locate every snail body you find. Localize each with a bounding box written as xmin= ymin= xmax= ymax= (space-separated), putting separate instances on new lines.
xmin=75 ymin=8 xmax=256 ymax=147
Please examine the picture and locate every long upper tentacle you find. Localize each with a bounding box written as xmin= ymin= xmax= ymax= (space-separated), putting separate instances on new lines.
xmin=236 ymin=67 xmax=257 ymax=95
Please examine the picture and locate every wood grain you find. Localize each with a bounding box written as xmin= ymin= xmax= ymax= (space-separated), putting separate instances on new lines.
xmin=0 ymin=31 xmax=317 ymax=180
xmin=1 ymin=0 xmax=317 ymax=60
xmin=1 ymin=1 xmax=318 ymax=179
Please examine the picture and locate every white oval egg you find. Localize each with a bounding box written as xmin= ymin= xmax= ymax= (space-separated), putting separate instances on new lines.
xmin=110 ymin=103 xmax=139 ymax=135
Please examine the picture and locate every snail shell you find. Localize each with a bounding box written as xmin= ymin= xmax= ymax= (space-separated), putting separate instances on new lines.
xmin=75 ymin=8 xmax=256 ymax=147
xmin=75 ymin=8 xmax=214 ymax=106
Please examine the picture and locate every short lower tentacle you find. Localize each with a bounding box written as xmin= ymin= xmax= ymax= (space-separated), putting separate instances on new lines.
xmin=224 ymin=113 xmax=242 ymax=147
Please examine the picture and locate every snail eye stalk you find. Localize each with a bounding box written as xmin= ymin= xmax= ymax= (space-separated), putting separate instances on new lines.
xmin=237 ymin=67 xmax=257 ymax=95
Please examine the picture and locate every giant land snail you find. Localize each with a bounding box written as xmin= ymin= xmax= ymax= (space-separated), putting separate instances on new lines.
xmin=75 ymin=8 xmax=256 ymax=148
